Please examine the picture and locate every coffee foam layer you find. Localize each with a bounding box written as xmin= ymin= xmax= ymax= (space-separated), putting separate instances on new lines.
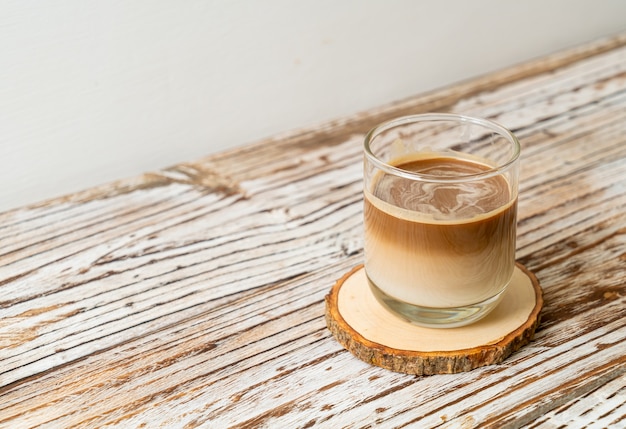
xmin=373 ymin=157 xmax=510 ymax=220
xmin=370 ymin=155 xmax=513 ymax=223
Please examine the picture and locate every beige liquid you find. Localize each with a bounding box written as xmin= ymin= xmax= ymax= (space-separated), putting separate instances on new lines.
xmin=364 ymin=155 xmax=517 ymax=308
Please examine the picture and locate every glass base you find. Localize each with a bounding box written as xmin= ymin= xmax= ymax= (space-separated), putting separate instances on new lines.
xmin=368 ymin=279 xmax=506 ymax=329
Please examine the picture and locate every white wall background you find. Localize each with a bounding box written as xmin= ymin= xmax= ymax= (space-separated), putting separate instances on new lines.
xmin=1 ymin=0 xmax=625 ymax=212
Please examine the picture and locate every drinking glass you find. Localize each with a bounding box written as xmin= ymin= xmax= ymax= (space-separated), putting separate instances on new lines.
xmin=363 ymin=113 xmax=521 ymax=328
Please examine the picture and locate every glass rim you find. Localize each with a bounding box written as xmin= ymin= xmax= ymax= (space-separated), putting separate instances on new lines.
xmin=363 ymin=113 xmax=521 ymax=183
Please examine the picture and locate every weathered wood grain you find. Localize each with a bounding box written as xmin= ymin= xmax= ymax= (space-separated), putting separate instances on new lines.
xmin=1 ymin=33 xmax=625 ymax=428
xmin=527 ymin=373 xmax=626 ymax=428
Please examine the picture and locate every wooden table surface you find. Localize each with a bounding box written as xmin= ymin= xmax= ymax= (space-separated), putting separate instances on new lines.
xmin=1 ymin=34 xmax=625 ymax=429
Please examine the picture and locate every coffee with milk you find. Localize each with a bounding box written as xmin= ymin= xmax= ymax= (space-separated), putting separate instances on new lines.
xmin=364 ymin=154 xmax=517 ymax=310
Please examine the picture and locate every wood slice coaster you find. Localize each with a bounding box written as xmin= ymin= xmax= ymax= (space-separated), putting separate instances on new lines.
xmin=325 ymin=263 xmax=543 ymax=375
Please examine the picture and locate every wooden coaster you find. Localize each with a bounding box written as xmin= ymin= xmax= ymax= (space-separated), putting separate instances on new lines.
xmin=325 ymin=263 xmax=543 ymax=375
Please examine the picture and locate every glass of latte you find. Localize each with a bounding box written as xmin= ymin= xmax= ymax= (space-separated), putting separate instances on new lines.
xmin=363 ymin=114 xmax=520 ymax=328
